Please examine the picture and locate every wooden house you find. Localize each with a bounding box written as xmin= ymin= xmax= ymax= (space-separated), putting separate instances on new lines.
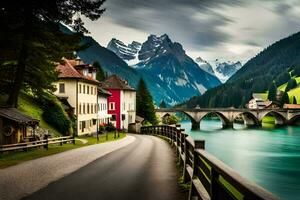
xmin=0 ymin=107 xmax=39 ymax=145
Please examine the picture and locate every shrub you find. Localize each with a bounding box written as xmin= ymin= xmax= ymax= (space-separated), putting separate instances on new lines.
xmin=38 ymin=93 xmax=72 ymax=135
xmin=105 ymin=122 xmax=116 ymax=132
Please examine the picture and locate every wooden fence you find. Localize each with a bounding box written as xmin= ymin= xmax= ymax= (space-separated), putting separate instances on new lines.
xmin=0 ymin=136 xmax=75 ymax=153
xmin=140 ymin=125 xmax=280 ymax=200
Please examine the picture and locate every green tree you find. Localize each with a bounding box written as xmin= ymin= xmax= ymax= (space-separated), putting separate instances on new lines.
xmin=0 ymin=0 xmax=106 ymax=108
xmin=268 ymin=82 xmax=277 ymax=101
xmin=136 ymin=78 xmax=157 ymax=125
xmin=159 ymin=100 xmax=167 ymax=108
xmin=280 ymin=91 xmax=290 ymax=106
xmin=162 ymin=114 xmax=179 ymax=125
xmin=293 ymin=96 xmax=298 ymax=104
xmin=285 ymin=78 xmax=297 ymax=92
xmin=93 ymin=61 xmax=106 ymax=81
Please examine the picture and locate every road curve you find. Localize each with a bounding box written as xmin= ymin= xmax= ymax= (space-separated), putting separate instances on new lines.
xmin=23 ymin=134 xmax=187 ymax=200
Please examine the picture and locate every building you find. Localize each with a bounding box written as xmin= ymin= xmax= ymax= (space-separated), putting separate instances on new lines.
xmin=264 ymin=101 xmax=280 ymax=109
xmin=247 ymin=93 xmax=268 ymax=109
xmin=54 ymin=58 xmax=99 ymax=136
xmin=98 ymin=87 xmax=111 ymax=125
xmin=101 ymin=75 xmax=136 ymax=130
xmin=0 ymin=107 xmax=39 ymax=145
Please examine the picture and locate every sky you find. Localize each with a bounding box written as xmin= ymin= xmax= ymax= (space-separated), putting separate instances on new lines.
xmin=82 ymin=0 xmax=300 ymax=64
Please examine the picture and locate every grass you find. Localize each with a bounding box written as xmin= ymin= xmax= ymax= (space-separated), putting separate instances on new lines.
xmin=18 ymin=93 xmax=62 ymax=136
xmin=0 ymin=132 xmax=126 ymax=169
xmin=0 ymin=92 xmax=62 ymax=136
xmin=261 ymin=116 xmax=275 ymax=124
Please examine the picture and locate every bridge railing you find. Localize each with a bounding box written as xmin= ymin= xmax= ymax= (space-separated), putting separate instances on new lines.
xmin=140 ymin=125 xmax=280 ymax=200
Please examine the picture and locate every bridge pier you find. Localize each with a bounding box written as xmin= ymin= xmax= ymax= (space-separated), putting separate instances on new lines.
xmin=191 ymin=120 xmax=200 ymax=130
xmin=222 ymin=122 xmax=233 ymax=129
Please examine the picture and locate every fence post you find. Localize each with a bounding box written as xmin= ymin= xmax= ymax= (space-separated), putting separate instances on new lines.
xmin=188 ymin=140 xmax=205 ymax=200
xmin=44 ymin=135 xmax=48 ymax=150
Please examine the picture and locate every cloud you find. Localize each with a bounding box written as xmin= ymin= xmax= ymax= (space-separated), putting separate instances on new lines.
xmin=102 ymin=0 xmax=244 ymax=49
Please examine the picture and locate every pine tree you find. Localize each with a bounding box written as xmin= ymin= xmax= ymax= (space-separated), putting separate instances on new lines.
xmin=285 ymin=78 xmax=297 ymax=92
xmin=0 ymin=0 xmax=106 ymax=108
xmin=136 ymin=78 xmax=157 ymax=125
xmin=280 ymin=91 xmax=290 ymax=106
xmin=268 ymin=82 xmax=277 ymax=101
xmin=159 ymin=100 xmax=167 ymax=108
xmin=93 ymin=61 xmax=106 ymax=81
xmin=293 ymin=96 xmax=298 ymax=104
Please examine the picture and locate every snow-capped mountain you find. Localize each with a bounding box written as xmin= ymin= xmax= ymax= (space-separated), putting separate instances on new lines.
xmin=108 ymin=35 xmax=221 ymax=105
xmin=195 ymin=57 xmax=215 ymax=75
xmin=107 ymin=38 xmax=142 ymax=65
xmin=212 ymin=60 xmax=242 ymax=83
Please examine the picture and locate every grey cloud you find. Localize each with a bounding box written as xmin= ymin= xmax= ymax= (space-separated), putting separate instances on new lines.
xmin=102 ymin=0 xmax=244 ymax=49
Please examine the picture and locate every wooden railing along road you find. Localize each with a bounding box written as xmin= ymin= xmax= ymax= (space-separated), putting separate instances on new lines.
xmin=140 ymin=125 xmax=280 ymax=200
xmin=0 ymin=136 xmax=75 ymax=153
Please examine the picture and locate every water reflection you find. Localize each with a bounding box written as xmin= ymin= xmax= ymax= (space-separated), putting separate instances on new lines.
xmin=182 ymin=119 xmax=300 ymax=200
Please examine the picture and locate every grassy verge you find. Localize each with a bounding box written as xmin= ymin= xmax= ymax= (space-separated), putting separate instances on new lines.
xmin=0 ymin=132 xmax=126 ymax=169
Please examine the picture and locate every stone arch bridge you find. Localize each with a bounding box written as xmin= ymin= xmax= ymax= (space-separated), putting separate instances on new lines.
xmin=155 ymin=108 xmax=300 ymax=130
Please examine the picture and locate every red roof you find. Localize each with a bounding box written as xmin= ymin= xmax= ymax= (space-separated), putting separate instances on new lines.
xmin=101 ymin=75 xmax=135 ymax=91
xmin=56 ymin=59 xmax=99 ymax=84
xmin=283 ymin=104 xmax=300 ymax=109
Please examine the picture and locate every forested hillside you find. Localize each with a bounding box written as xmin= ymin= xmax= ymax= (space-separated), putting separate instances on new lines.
xmin=185 ymin=31 xmax=300 ymax=108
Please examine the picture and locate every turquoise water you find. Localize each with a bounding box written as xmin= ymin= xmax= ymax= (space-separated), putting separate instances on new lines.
xmin=181 ymin=120 xmax=300 ymax=200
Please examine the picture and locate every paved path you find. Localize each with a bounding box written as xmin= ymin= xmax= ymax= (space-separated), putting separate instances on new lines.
xmin=22 ymin=134 xmax=187 ymax=200
xmin=0 ymin=136 xmax=135 ymax=200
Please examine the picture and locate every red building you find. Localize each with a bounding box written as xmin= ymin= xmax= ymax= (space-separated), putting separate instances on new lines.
xmin=101 ymin=75 xmax=136 ymax=130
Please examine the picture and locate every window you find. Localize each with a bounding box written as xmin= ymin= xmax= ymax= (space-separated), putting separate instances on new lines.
xmin=95 ymin=104 xmax=97 ymax=113
xmin=109 ymin=102 xmax=115 ymax=110
xmin=83 ymin=85 xmax=86 ymax=94
xmin=91 ymin=87 xmax=93 ymax=95
xmin=79 ymin=84 xmax=81 ymax=93
xmin=87 ymin=86 xmax=89 ymax=94
xmin=59 ymin=83 xmax=65 ymax=93
xmin=83 ymin=103 xmax=85 ymax=114
xmin=87 ymin=103 xmax=90 ymax=114
xmin=91 ymin=104 xmax=93 ymax=114
xmin=79 ymin=103 xmax=81 ymax=114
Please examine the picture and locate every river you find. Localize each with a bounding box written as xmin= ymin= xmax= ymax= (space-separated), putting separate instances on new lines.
xmin=181 ymin=119 xmax=300 ymax=200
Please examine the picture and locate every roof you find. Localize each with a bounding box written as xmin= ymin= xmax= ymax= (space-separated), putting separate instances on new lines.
xmin=0 ymin=107 xmax=39 ymax=125
xmin=283 ymin=104 xmax=300 ymax=109
xmin=56 ymin=59 xmax=99 ymax=84
xmin=98 ymin=87 xmax=112 ymax=96
xmin=264 ymin=101 xmax=280 ymax=108
xmin=135 ymin=115 xmax=144 ymax=123
xmin=56 ymin=96 xmax=74 ymax=110
xmin=252 ymin=93 xmax=268 ymax=101
xmin=101 ymin=75 xmax=135 ymax=91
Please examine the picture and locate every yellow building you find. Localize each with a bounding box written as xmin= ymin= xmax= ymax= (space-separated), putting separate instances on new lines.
xmin=53 ymin=59 xmax=99 ymax=136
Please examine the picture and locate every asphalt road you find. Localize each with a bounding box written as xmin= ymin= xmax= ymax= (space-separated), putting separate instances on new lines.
xmin=23 ymin=134 xmax=187 ymax=200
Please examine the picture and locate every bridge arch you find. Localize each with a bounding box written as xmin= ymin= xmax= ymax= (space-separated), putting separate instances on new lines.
xmin=199 ymin=111 xmax=232 ymax=129
xmin=288 ymin=114 xmax=300 ymax=125
xmin=260 ymin=111 xmax=287 ymax=125
xmin=233 ymin=112 xmax=260 ymax=127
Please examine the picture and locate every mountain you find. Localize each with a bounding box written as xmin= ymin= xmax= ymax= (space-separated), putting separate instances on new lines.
xmin=107 ymin=38 xmax=141 ymax=65
xmin=212 ymin=60 xmax=242 ymax=83
xmin=60 ymin=24 xmax=141 ymax=87
xmin=108 ymin=34 xmax=221 ymax=105
xmin=195 ymin=57 xmax=215 ymax=75
xmin=194 ymin=57 xmax=242 ymax=83
xmin=185 ymin=31 xmax=300 ymax=108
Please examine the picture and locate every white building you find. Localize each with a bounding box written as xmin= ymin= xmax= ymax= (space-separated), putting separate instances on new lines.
xmin=98 ymin=87 xmax=111 ymax=125
xmin=247 ymin=93 xmax=268 ymax=109
xmin=54 ymin=58 xmax=99 ymax=136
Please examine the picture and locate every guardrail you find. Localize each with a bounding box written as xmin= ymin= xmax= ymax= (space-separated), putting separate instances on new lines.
xmin=140 ymin=125 xmax=280 ymax=200
xmin=0 ymin=136 xmax=75 ymax=153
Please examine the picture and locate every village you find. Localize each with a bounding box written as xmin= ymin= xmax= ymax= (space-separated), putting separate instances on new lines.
xmin=0 ymin=57 xmax=139 ymax=148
